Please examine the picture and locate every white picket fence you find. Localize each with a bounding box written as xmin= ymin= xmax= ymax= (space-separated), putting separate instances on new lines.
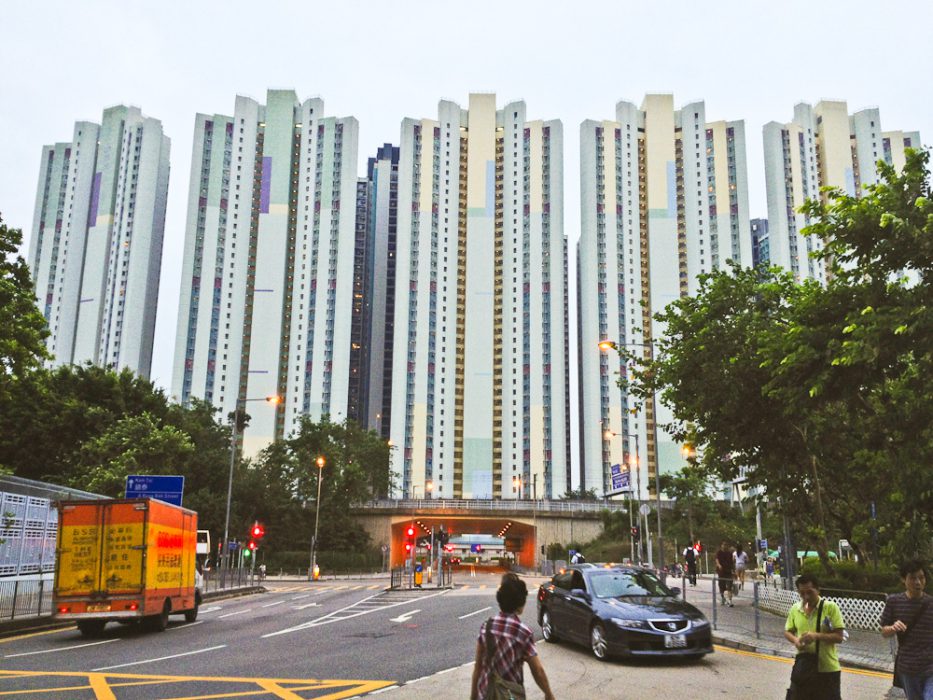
xmin=757 ymin=582 xmax=886 ymax=631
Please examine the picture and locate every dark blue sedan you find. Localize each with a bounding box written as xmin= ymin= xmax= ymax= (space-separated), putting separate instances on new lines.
xmin=537 ymin=565 xmax=713 ymax=660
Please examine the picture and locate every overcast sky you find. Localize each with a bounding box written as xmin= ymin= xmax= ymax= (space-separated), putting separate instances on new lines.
xmin=2 ymin=0 xmax=930 ymax=395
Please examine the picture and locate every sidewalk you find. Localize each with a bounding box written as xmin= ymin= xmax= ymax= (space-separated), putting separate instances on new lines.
xmin=681 ymin=576 xmax=895 ymax=673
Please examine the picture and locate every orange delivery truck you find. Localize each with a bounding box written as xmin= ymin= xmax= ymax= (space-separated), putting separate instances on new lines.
xmin=53 ymin=498 xmax=201 ymax=636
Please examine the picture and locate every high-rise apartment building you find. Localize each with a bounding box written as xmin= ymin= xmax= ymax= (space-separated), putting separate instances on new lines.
xmin=763 ymin=100 xmax=921 ymax=282
xmin=388 ymin=94 xmax=570 ymax=500
xmin=172 ymin=90 xmax=359 ymax=455
xmin=28 ymin=106 xmax=170 ymax=379
xmin=355 ymin=145 xmax=400 ymax=440
xmin=751 ymin=218 xmax=770 ymax=268
xmin=578 ymin=95 xmax=752 ymax=498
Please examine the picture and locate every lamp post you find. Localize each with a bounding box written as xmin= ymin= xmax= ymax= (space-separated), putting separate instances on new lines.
xmin=310 ymin=455 xmax=325 ymax=581
xmin=598 ymin=338 xmax=665 ymax=570
xmin=222 ymin=395 xmax=280 ymax=578
xmin=605 ymin=429 xmax=640 ymax=563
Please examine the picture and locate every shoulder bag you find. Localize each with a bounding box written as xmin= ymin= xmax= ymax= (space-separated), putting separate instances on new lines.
xmin=892 ymin=597 xmax=930 ymax=689
xmin=484 ymin=618 xmax=526 ymax=700
xmin=789 ymin=599 xmax=825 ymax=688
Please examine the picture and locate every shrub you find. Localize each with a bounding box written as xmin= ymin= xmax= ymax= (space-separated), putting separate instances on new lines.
xmin=798 ymin=558 xmax=901 ymax=594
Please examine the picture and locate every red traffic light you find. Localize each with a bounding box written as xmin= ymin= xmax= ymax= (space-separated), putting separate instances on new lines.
xmin=247 ymin=540 xmax=257 ymax=551
xmin=251 ymin=522 xmax=265 ymax=539
xmin=695 ymin=541 xmax=703 ymax=552
xmin=406 ymin=526 xmax=415 ymax=537
xmin=404 ymin=542 xmax=412 ymax=553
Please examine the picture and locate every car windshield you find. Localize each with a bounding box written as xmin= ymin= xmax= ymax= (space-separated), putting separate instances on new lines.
xmin=589 ymin=571 xmax=673 ymax=598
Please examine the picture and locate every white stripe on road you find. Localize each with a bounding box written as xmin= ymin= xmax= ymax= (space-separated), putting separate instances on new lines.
xmin=261 ymin=600 xmax=285 ymax=608
xmin=168 ymin=620 xmax=204 ymax=631
xmin=199 ymin=605 xmax=222 ymax=614
xmin=4 ymin=638 xmax=117 ymax=658
xmin=92 ymin=644 xmax=226 ymax=671
xmin=294 ymin=602 xmax=320 ymax=610
xmin=291 ymin=594 xmax=311 ymax=600
xmin=263 ymin=589 xmax=450 ymax=638
xmin=218 ymin=608 xmax=251 ymax=619
xmin=458 ymin=606 xmax=492 ymax=620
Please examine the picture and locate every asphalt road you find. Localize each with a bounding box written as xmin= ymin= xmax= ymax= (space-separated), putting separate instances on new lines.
xmin=0 ymin=573 xmax=894 ymax=699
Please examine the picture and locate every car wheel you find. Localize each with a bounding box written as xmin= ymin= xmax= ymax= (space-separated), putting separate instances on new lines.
xmin=590 ymin=622 xmax=609 ymax=660
xmin=541 ymin=609 xmax=559 ymax=643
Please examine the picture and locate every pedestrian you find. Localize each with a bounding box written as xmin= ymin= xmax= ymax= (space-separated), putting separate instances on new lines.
xmin=734 ymin=543 xmax=749 ymax=592
xmin=715 ymin=541 xmax=735 ymax=607
xmin=684 ymin=545 xmax=698 ymax=586
xmin=783 ymin=573 xmax=845 ymax=699
xmin=880 ymin=559 xmax=932 ymax=699
xmin=259 ymin=563 xmax=266 ymax=581
xmin=470 ymin=573 xmax=556 ymax=700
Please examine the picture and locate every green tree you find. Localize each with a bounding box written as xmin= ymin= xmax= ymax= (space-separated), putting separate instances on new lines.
xmin=0 ymin=214 xmax=49 ymax=422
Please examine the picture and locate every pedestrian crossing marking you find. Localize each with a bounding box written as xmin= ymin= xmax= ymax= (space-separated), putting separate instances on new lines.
xmin=0 ymin=669 xmax=395 ymax=699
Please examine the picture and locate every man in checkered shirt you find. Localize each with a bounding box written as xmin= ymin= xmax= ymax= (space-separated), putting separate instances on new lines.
xmin=470 ymin=573 xmax=555 ymax=700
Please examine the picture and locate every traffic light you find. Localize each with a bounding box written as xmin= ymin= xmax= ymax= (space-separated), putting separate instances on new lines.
xmin=404 ymin=542 xmax=413 ymax=553
xmin=695 ymin=541 xmax=703 ymax=552
xmin=248 ymin=540 xmax=257 ymax=551
xmin=631 ymin=526 xmax=640 ymax=541
xmin=251 ymin=522 xmax=265 ymax=539
xmin=406 ymin=526 xmax=416 ymax=537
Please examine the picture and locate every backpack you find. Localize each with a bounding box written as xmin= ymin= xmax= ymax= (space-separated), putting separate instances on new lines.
xmin=685 ymin=548 xmax=696 ymax=564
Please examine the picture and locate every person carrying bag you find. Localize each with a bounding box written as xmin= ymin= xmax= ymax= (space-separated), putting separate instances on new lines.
xmin=470 ymin=573 xmax=555 ymax=700
xmin=784 ymin=573 xmax=846 ymax=699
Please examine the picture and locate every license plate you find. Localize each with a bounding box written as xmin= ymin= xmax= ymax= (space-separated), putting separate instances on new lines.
xmin=664 ymin=633 xmax=687 ymax=648
xmin=86 ymin=603 xmax=111 ymax=613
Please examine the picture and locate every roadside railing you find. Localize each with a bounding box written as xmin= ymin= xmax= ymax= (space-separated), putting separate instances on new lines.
xmin=0 ymin=576 xmax=53 ymax=619
xmin=680 ymin=575 xmax=889 ymax=637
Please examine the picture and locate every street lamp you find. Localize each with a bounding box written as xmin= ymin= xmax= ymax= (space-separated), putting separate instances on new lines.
xmin=222 ymin=395 xmax=280 ymax=576
xmin=599 ymin=338 xmax=665 ymax=570
xmin=310 ymin=455 xmax=325 ymax=580
xmin=425 ymin=479 xmax=433 ymax=499
xmin=605 ymin=429 xmax=641 ymax=563
xmin=512 ymin=475 xmax=524 ymax=500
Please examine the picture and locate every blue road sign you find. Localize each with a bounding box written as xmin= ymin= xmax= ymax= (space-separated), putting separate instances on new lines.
xmin=608 ymin=463 xmax=630 ymax=493
xmin=125 ymin=475 xmax=185 ymax=507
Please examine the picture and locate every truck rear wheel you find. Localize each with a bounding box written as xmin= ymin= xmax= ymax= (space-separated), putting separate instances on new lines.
xmin=184 ymin=593 xmax=200 ymax=623
xmin=147 ymin=600 xmax=171 ymax=632
xmin=77 ymin=620 xmax=106 ymax=637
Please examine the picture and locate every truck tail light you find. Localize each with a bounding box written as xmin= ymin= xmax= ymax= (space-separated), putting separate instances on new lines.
xmin=58 ymin=606 xmax=70 ymax=614
xmin=129 ymin=602 xmax=139 ymax=611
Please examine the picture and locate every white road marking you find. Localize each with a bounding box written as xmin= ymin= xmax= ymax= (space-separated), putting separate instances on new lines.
xmin=261 ymin=600 xmax=285 ymax=608
xmin=291 ymin=594 xmax=311 ymax=600
xmin=4 ymin=638 xmax=117 ymax=658
xmin=389 ymin=609 xmax=420 ymax=623
xmin=218 ymin=608 xmax=251 ymax=619
xmin=264 ymin=589 xmax=449 ymax=638
xmin=294 ymin=602 xmax=320 ymax=610
xmin=92 ymin=644 xmax=226 ymax=671
xmin=458 ymin=606 xmax=492 ymax=620
xmin=199 ymin=605 xmax=222 ymax=614
xmin=168 ymin=620 xmax=204 ymax=631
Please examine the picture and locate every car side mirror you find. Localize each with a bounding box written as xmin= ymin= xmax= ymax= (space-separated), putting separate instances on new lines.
xmin=570 ymin=588 xmax=589 ymax=600
xmin=669 ymin=586 xmax=682 ymax=597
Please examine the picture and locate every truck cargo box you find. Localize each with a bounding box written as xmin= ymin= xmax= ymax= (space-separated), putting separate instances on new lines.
xmin=53 ymin=498 xmax=200 ymax=635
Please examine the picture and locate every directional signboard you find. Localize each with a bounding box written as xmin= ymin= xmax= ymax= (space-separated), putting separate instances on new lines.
xmin=125 ymin=475 xmax=185 ymax=507
xmin=607 ymin=463 xmax=630 ymax=496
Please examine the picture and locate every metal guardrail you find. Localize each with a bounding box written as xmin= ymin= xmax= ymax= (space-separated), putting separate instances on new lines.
xmin=0 ymin=577 xmax=52 ymax=619
xmin=357 ymin=498 xmax=657 ymax=514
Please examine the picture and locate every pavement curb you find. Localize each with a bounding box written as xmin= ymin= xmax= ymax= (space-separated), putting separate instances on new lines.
xmin=711 ymin=633 xmax=894 ymax=675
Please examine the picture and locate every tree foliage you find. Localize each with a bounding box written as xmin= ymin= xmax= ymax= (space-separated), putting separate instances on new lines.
xmin=0 ymin=214 xmax=49 ymax=406
xmin=622 ymin=149 xmax=932 ymax=568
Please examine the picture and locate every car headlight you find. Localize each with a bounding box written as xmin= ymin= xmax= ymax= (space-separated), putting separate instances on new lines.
xmin=611 ymin=618 xmax=646 ymax=629
xmin=692 ymin=619 xmax=710 ymax=627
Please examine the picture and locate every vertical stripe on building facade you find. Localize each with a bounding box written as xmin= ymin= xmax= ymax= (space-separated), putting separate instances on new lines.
xmin=763 ymin=100 xmax=920 ymax=283
xmin=172 ymin=91 xmax=359 ymax=456
xmin=579 ymin=96 xmax=752 ymax=499
xmin=389 ymin=95 xmax=568 ymax=500
xmin=29 ymin=107 xmax=169 ymax=379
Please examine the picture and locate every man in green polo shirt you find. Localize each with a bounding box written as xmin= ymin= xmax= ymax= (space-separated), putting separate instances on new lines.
xmin=784 ymin=573 xmax=846 ymax=699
